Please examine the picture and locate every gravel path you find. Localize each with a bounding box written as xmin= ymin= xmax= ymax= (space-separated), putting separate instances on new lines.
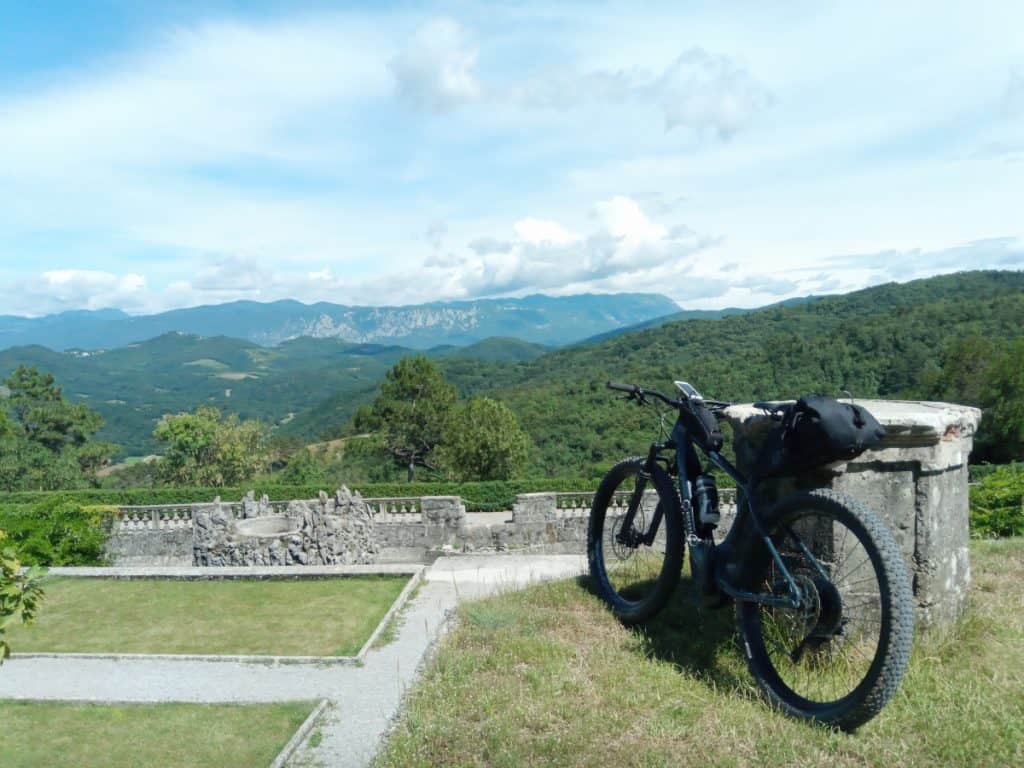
xmin=0 ymin=554 xmax=587 ymax=767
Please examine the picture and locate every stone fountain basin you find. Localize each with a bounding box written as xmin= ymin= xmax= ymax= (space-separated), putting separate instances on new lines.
xmin=232 ymin=515 xmax=301 ymax=539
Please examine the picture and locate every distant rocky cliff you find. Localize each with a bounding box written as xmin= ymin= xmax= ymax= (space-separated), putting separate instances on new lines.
xmin=0 ymin=293 xmax=680 ymax=351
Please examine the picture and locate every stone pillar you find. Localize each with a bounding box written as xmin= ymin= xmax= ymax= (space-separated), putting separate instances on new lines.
xmin=724 ymin=399 xmax=981 ymax=631
xmin=421 ymin=496 xmax=466 ymax=526
xmin=512 ymin=493 xmax=558 ymax=523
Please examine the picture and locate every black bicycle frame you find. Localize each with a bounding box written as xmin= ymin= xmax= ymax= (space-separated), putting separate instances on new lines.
xmin=630 ymin=414 xmax=807 ymax=610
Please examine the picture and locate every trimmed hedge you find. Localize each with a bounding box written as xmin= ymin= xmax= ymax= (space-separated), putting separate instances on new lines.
xmin=970 ymin=465 xmax=1024 ymax=538
xmin=969 ymin=462 xmax=1024 ymax=481
xmin=0 ymin=497 xmax=115 ymax=566
xmin=0 ymin=478 xmax=605 ymax=513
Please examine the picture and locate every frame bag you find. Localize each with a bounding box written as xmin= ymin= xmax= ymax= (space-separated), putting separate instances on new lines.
xmin=755 ymin=395 xmax=886 ymax=478
xmin=682 ymin=401 xmax=724 ymax=453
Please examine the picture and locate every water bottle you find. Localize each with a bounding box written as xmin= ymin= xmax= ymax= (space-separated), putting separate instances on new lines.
xmin=694 ymin=474 xmax=720 ymax=529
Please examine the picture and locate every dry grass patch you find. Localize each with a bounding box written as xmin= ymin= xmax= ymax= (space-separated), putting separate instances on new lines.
xmin=378 ymin=540 xmax=1024 ymax=767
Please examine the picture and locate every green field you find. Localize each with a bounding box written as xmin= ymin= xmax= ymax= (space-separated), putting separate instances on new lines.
xmin=0 ymin=700 xmax=314 ymax=768
xmin=378 ymin=539 xmax=1024 ymax=767
xmin=6 ymin=575 xmax=408 ymax=656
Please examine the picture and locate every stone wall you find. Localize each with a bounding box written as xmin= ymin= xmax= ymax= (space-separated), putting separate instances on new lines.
xmin=102 ymin=398 xmax=979 ymax=632
xmin=103 ymin=488 xmax=739 ymax=564
xmin=193 ymin=488 xmax=377 ymax=566
xmin=104 ymin=528 xmax=193 ymax=567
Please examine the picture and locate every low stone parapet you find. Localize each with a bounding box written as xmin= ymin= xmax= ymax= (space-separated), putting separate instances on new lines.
xmin=101 ymin=396 xmax=978 ymax=633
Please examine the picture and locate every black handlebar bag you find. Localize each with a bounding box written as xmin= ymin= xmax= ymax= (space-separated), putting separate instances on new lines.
xmin=754 ymin=396 xmax=886 ymax=479
xmin=680 ymin=402 xmax=724 ymax=453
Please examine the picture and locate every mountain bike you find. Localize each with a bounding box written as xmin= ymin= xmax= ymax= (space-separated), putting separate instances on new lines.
xmin=588 ymin=380 xmax=914 ymax=730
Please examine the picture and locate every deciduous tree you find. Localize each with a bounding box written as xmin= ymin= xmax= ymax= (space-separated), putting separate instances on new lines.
xmin=153 ymin=407 xmax=266 ymax=486
xmin=0 ymin=530 xmax=44 ymax=664
xmin=439 ymin=397 xmax=531 ymax=481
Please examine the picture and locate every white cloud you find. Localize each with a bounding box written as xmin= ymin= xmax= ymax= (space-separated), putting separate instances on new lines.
xmin=390 ymin=18 xmax=482 ymax=111
xmin=512 ymin=217 xmax=579 ymax=245
xmin=418 ymin=195 xmax=716 ymax=297
xmin=12 ymin=270 xmax=150 ymax=314
xmin=0 ymin=16 xmax=387 ymax=179
xmin=6 ymin=227 xmax=1023 ymax=318
xmin=0 ymin=196 xmax=719 ymax=313
xmin=592 ymin=196 xmax=664 ymax=241
xmin=1 ymin=2 xmax=1022 ymax=322
xmin=657 ymin=48 xmax=772 ymax=138
xmin=389 ymin=20 xmax=769 ymax=137
xmin=824 ymin=237 xmax=1024 ymax=281
xmin=508 ymin=47 xmax=770 ymax=138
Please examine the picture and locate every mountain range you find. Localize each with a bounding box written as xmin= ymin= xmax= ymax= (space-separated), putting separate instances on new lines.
xmin=1 ymin=271 xmax=1020 ymax=465
xmin=0 ymin=293 xmax=682 ymax=351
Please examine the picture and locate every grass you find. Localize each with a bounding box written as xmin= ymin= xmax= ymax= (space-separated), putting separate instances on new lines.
xmin=0 ymin=700 xmax=313 ymax=768
xmin=372 ymin=580 xmax=423 ymax=649
xmin=6 ymin=575 xmax=409 ymax=656
xmin=377 ymin=539 xmax=1024 ymax=767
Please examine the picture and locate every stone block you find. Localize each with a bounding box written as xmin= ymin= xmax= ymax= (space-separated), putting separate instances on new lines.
xmin=421 ymin=496 xmax=466 ymax=527
xmin=724 ymin=399 xmax=981 ymax=631
xmin=512 ymin=493 xmax=557 ymax=523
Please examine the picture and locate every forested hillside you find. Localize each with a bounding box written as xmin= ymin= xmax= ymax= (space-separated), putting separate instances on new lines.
xmin=0 ymin=335 xmax=559 ymax=456
xmin=0 ymin=335 xmax=414 ymax=456
xmin=429 ymin=271 xmax=1024 ymax=475
xmin=2 ymin=271 xmax=1021 ymax=473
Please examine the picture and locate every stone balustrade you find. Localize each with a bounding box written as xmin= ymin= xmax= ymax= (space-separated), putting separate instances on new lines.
xmin=103 ymin=398 xmax=977 ymax=634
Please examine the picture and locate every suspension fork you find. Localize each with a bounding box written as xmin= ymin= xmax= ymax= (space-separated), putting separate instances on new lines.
xmin=616 ymin=442 xmax=669 ymax=547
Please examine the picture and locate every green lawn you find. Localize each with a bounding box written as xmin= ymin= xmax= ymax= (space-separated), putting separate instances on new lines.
xmin=0 ymin=700 xmax=313 ymax=768
xmin=378 ymin=539 xmax=1024 ymax=768
xmin=6 ymin=575 xmax=408 ymax=656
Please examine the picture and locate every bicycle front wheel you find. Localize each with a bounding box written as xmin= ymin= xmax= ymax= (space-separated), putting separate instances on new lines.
xmin=736 ymin=489 xmax=914 ymax=730
xmin=587 ymin=457 xmax=683 ymax=625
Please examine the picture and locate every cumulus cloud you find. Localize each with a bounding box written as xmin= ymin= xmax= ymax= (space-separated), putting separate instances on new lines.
xmin=390 ymin=20 xmax=769 ymax=137
xmin=390 ymin=18 xmax=482 ymax=111
xmin=438 ymin=195 xmax=716 ymax=296
xmin=7 ymin=270 xmax=149 ymax=315
xmin=7 ymin=231 xmax=1022 ymax=318
xmin=1 ymin=196 xmax=721 ymax=313
xmin=656 ymin=49 xmax=772 ymax=138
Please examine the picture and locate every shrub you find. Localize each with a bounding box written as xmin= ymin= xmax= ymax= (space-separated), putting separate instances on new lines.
xmin=970 ymin=465 xmax=1024 ymax=538
xmin=0 ymin=497 xmax=114 ymax=566
xmin=0 ymin=530 xmax=45 ymax=663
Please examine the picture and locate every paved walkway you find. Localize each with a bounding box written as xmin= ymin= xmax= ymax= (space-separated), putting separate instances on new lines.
xmin=0 ymin=554 xmax=587 ymax=767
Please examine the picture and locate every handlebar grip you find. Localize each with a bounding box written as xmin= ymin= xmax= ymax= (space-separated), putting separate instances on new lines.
xmin=607 ymin=381 xmax=637 ymax=393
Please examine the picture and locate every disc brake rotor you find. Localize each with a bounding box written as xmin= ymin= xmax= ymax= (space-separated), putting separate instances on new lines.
xmin=609 ymin=506 xmax=646 ymax=560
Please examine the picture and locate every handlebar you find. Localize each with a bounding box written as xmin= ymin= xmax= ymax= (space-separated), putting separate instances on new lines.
xmin=607 ymin=381 xmax=677 ymax=406
xmin=606 ymin=381 xmax=731 ymax=411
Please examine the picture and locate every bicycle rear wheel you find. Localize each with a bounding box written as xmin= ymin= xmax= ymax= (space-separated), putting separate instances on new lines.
xmin=736 ymin=489 xmax=914 ymax=730
xmin=587 ymin=457 xmax=683 ymax=625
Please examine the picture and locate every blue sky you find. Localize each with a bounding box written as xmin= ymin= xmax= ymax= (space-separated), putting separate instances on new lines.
xmin=1 ymin=1 xmax=1022 ymax=316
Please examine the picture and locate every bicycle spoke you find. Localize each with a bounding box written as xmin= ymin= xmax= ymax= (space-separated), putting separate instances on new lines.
xmin=753 ymin=509 xmax=885 ymax=705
